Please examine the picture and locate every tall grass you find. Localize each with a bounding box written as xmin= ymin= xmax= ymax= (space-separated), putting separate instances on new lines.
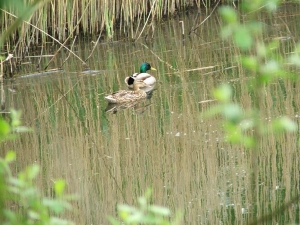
xmin=0 ymin=0 xmax=218 ymax=46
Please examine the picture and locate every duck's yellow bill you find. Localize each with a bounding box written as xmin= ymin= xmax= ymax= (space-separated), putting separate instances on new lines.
xmin=151 ymin=67 xmax=157 ymax=71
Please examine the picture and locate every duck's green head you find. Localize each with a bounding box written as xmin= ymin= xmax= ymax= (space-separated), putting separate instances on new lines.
xmin=140 ymin=62 xmax=157 ymax=73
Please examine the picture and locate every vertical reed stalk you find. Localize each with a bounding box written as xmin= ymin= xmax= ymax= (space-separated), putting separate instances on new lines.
xmin=0 ymin=0 xmax=213 ymax=46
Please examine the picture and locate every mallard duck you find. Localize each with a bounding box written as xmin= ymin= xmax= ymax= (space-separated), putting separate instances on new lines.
xmin=125 ymin=62 xmax=157 ymax=89
xmin=105 ymin=79 xmax=149 ymax=104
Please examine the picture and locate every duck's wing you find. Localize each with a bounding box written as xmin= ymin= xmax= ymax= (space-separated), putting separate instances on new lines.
xmin=105 ymin=90 xmax=128 ymax=103
xmin=107 ymin=90 xmax=144 ymax=102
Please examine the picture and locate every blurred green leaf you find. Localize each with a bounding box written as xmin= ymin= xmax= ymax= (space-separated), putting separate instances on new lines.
xmin=149 ymin=205 xmax=171 ymax=216
xmin=138 ymin=196 xmax=147 ymax=208
xmin=0 ymin=119 xmax=10 ymax=139
xmin=213 ymin=84 xmax=232 ymax=103
xmin=219 ymin=7 xmax=237 ymax=24
xmin=234 ymin=27 xmax=252 ymax=50
xmin=118 ymin=204 xmax=136 ymax=214
xmin=288 ymin=54 xmax=300 ymax=67
xmin=240 ymin=119 xmax=254 ymax=130
xmin=26 ymin=164 xmax=40 ymax=180
xmin=5 ymin=151 xmax=16 ymax=163
xmin=107 ymin=216 xmax=121 ymax=225
xmin=28 ymin=210 xmax=40 ymax=220
xmin=9 ymin=177 xmax=26 ymax=189
xmin=241 ymin=56 xmax=258 ymax=71
xmin=223 ymin=103 xmax=243 ymax=124
xmin=13 ymin=126 xmax=32 ymax=133
xmin=256 ymin=42 xmax=267 ymax=58
xmin=272 ymin=117 xmax=297 ymax=133
xmin=221 ymin=25 xmax=234 ymax=39
xmin=54 ymin=180 xmax=66 ymax=197
xmin=259 ymin=60 xmax=280 ymax=81
xmin=247 ymin=22 xmax=263 ymax=34
xmin=125 ymin=211 xmax=144 ymax=223
xmin=265 ymin=0 xmax=279 ymax=11
xmin=224 ymin=124 xmax=243 ymax=143
xmin=49 ymin=217 xmax=75 ymax=225
xmin=243 ymin=136 xmax=256 ymax=148
xmin=43 ymin=198 xmax=72 ymax=214
xmin=267 ymin=40 xmax=280 ymax=52
xmin=10 ymin=109 xmax=22 ymax=127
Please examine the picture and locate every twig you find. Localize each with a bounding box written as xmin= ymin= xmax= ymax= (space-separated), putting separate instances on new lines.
xmin=44 ymin=0 xmax=91 ymax=70
xmin=184 ymin=66 xmax=215 ymax=72
xmin=60 ymin=36 xmax=77 ymax=69
xmin=135 ymin=0 xmax=157 ymax=41
xmin=37 ymin=44 xmax=44 ymax=71
xmin=139 ymin=42 xmax=177 ymax=71
xmin=30 ymin=79 xmax=80 ymax=124
xmin=179 ymin=21 xmax=185 ymax=39
xmin=0 ymin=54 xmax=12 ymax=111
xmin=0 ymin=59 xmax=3 ymax=80
xmin=85 ymin=29 xmax=103 ymax=62
xmin=198 ymin=99 xmax=216 ymax=104
xmin=248 ymin=194 xmax=300 ymax=225
xmin=189 ymin=0 xmax=220 ymax=34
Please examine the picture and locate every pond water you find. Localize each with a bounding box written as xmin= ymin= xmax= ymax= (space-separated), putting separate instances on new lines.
xmin=2 ymin=3 xmax=300 ymax=224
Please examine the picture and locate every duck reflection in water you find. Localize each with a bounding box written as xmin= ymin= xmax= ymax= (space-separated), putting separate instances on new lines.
xmin=105 ymin=97 xmax=153 ymax=114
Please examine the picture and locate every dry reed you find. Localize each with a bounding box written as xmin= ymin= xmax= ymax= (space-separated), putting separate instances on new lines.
xmin=0 ymin=0 xmax=220 ymax=46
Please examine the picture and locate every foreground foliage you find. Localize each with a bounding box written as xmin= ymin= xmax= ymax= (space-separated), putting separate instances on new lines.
xmin=108 ymin=189 xmax=182 ymax=225
xmin=208 ymin=0 xmax=299 ymax=224
xmin=0 ymin=110 xmax=75 ymax=225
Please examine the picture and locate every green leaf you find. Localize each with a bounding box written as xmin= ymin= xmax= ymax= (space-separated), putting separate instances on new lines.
xmin=49 ymin=217 xmax=75 ymax=225
xmin=247 ymin=22 xmax=263 ymax=34
xmin=259 ymin=60 xmax=280 ymax=77
xmin=138 ymin=196 xmax=147 ymax=208
xmin=10 ymin=109 xmax=22 ymax=127
xmin=43 ymin=198 xmax=72 ymax=214
xmin=240 ymin=119 xmax=254 ymax=130
xmin=5 ymin=151 xmax=16 ymax=163
xmin=13 ymin=126 xmax=32 ymax=133
xmin=107 ymin=216 xmax=121 ymax=225
xmin=213 ymin=84 xmax=232 ymax=103
xmin=0 ymin=119 xmax=10 ymax=139
xmin=242 ymin=136 xmax=256 ymax=148
xmin=27 ymin=164 xmax=40 ymax=180
xmin=219 ymin=7 xmax=237 ymax=24
xmin=9 ymin=177 xmax=26 ymax=189
xmin=272 ymin=117 xmax=297 ymax=133
xmin=28 ymin=210 xmax=40 ymax=220
xmin=234 ymin=27 xmax=252 ymax=50
xmin=265 ymin=0 xmax=279 ymax=11
xmin=54 ymin=180 xmax=66 ymax=197
xmin=125 ymin=211 xmax=144 ymax=223
xmin=256 ymin=42 xmax=266 ymax=58
xmin=241 ymin=56 xmax=258 ymax=71
xmin=149 ymin=205 xmax=171 ymax=216
xmin=288 ymin=54 xmax=300 ymax=67
xmin=221 ymin=25 xmax=234 ymax=39
xmin=223 ymin=103 xmax=243 ymax=124
xmin=266 ymin=40 xmax=279 ymax=53
xmin=118 ymin=204 xmax=136 ymax=214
